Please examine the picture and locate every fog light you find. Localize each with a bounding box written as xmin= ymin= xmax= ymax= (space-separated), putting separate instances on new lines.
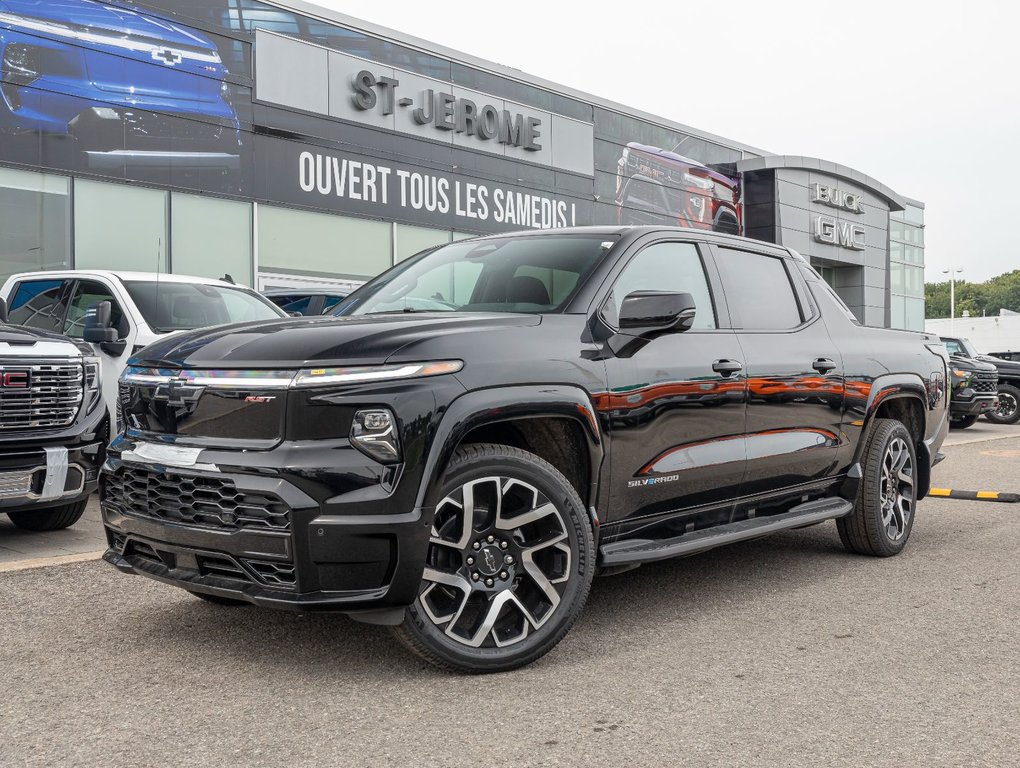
xmin=351 ymin=408 xmax=400 ymax=463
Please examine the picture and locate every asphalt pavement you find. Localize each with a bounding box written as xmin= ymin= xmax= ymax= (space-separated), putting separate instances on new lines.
xmin=1 ymin=434 xmax=1018 ymax=767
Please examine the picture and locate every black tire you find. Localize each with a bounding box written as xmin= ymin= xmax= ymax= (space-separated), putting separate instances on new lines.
xmin=7 ymin=499 xmax=87 ymax=532
xmin=950 ymin=414 xmax=979 ymax=429
xmin=837 ymin=419 xmax=917 ymax=557
xmin=985 ymin=383 xmax=1020 ymax=425
xmin=187 ymin=590 xmax=248 ymax=606
xmin=394 ymin=443 xmax=595 ymax=673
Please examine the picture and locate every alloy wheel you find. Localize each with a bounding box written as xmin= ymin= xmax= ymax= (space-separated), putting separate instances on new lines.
xmin=419 ymin=476 xmax=573 ymax=649
xmin=994 ymin=392 xmax=1018 ymax=420
xmin=879 ymin=436 xmax=914 ymax=541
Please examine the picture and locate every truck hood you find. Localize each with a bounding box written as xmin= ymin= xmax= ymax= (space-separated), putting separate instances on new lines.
xmin=0 ymin=1 xmax=229 ymax=97
xmin=975 ymin=353 xmax=1020 ymax=375
xmin=0 ymin=323 xmax=89 ymax=354
xmin=948 ymin=354 xmax=997 ymax=373
xmin=130 ymin=313 xmax=543 ymax=369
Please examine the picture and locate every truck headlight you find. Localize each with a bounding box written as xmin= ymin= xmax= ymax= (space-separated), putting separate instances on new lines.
xmin=84 ymin=358 xmax=103 ymax=416
xmin=351 ymin=408 xmax=400 ymax=463
xmin=293 ymin=360 xmax=463 ymax=387
xmin=1 ymin=43 xmax=42 ymax=110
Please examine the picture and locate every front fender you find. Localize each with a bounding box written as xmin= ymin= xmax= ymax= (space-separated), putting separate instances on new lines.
xmin=413 ymin=385 xmax=604 ymax=511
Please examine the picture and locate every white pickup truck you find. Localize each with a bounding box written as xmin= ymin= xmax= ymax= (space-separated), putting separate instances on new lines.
xmin=0 ymin=271 xmax=286 ymax=428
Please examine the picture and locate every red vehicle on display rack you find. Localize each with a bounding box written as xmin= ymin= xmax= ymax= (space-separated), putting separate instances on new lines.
xmin=615 ymin=143 xmax=742 ymax=234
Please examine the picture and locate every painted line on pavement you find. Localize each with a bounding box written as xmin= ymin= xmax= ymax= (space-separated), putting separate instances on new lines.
xmin=0 ymin=550 xmax=104 ymax=573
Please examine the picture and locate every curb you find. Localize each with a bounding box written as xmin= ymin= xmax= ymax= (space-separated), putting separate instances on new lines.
xmin=0 ymin=551 xmax=104 ymax=573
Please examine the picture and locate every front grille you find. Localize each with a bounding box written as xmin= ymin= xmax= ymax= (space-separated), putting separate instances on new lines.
xmin=122 ymin=110 xmax=229 ymax=147
xmin=104 ymin=465 xmax=291 ymax=531
xmin=0 ymin=360 xmax=83 ymax=430
xmin=973 ymin=373 xmax=998 ymax=394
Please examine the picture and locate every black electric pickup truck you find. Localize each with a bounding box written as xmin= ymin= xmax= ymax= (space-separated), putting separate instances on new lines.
xmin=0 ymin=303 xmax=107 ymax=531
xmin=99 ymin=227 xmax=950 ymax=673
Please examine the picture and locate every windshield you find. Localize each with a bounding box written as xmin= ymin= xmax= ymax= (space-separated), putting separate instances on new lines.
xmin=335 ymin=235 xmax=617 ymax=316
xmin=124 ymin=281 xmax=285 ymax=333
xmin=942 ymin=338 xmax=978 ymax=357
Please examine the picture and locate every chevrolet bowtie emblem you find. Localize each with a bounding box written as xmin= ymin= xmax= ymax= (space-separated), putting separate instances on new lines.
xmin=152 ymin=379 xmax=204 ymax=408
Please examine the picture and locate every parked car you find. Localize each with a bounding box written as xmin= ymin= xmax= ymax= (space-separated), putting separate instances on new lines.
xmin=0 ymin=271 xmax=287 ymax=429
xmin=0 ymin=0 xmax=241 ymax=181
xmin=0 ymin=298 xmax=106 ymax=531
xmin=100 ymin=227 xmax=948 ymax=673
xmin=941 ymin=336 xmax=1020 ymax=425
xmin=615 ymin=143 xmax=742 ymax=234
xmin=264 ymin=290 xmax=348 ymax=316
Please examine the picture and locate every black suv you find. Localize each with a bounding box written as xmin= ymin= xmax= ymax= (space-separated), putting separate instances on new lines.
xmin=99 ymin=228 xmax=949 ymax=673
xmin=942 ymin=337 xmax=1020 ymax=425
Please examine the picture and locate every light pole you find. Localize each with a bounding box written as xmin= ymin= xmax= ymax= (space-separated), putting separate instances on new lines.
xmin=942 ymin=267 xmax=963 ymax=332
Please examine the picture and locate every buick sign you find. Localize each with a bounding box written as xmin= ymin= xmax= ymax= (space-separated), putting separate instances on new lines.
xmin=812 ymin=183 xmax=865 ymax=214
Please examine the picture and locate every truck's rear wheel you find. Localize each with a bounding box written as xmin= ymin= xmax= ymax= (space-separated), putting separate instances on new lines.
xmin=985 ymin=384 xmax=1020 ymax=424
xmin=394 ymin=443 xmax=594 ymax=673
xmin=7 ymin=499 xmax=87 ymax=532
xmin=837 ymin=419 xmax=916 ymax=557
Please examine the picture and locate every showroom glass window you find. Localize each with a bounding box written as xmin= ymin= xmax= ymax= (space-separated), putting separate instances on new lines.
xmin=171 ymin=193 xmax=253 ymax=285
xmin=0 ymin=168 xmax=71 ymax=285
xmin=889 ymin=204 xmax=926 ymax=331
xmin=74 ymin=180 xmax=169 ymax=273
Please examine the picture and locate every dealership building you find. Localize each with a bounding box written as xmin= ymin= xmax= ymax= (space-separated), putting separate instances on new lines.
xmin=0 ymin=0 xmax=925 ymax=329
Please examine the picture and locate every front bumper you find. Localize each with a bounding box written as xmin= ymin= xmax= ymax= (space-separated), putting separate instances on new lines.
xmin=100 ymin=440 xmax=431 ymax=615
xmin=950 ymin=391 xmax=998 ymax=416
xmin=0 ymin=441 xmax=103 ymax=511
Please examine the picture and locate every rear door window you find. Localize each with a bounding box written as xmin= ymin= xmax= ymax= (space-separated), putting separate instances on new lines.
xmin=715 ymin=248 xmax=803 ymax=330
xmin=8 ymin=280 xmax=72 ymax=333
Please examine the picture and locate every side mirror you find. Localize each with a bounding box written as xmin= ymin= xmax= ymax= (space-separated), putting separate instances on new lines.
xmin=0 ymin=297 xmax=8 ymax=323
xmin=83 ymin=300 xmax=118 ymax=343
xmin=619 ymin=291 xmax=697 ymax=336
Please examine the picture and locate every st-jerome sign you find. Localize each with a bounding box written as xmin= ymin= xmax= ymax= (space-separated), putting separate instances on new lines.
xmin=351 ymin=70 xmax=543 ymax=152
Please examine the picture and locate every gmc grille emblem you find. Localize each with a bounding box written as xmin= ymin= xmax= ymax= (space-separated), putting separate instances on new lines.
xmin=0 ymin=370 xmax=31 ymax=389
xmin=151 ymin=379 xmax=204 ymax=407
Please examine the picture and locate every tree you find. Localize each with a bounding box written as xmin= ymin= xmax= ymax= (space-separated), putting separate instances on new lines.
xmin=925 ymin=269 xmax=1020 ymax=319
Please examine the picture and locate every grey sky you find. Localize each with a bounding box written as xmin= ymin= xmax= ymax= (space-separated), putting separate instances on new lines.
xmin=306 ymin=0 xmax=1016 ymax=283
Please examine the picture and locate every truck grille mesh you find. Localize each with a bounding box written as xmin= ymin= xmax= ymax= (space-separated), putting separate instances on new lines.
xmin=103 ymin=465 xmax=291 ymax=531
xmin=973 ymin=372 xmax=998 ymax=394
xmin=0 ymin=361 xmax=83 ymax=430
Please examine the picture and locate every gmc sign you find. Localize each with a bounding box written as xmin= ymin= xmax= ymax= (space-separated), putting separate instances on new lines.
xmin=0 ymin=370 xmax=31 ymax=389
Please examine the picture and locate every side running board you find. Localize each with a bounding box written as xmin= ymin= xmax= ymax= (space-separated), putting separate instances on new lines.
xmin=599 ymin=497 xmax=853 ymax=566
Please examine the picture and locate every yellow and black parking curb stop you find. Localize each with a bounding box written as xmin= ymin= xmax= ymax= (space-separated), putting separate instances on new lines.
xmin=928 ymin=488 xmax=1020 ymax=503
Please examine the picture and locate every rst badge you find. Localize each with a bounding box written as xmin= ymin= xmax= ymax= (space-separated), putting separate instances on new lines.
xmin=0 ymin=369 xmax=31 ymax=389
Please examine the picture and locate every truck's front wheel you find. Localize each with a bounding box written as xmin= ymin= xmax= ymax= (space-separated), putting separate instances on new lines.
xmin=7 ymin=499 xmax=87 ymax=532
xmin=395 ymin=444 xmax=594 ymax=673
xmin=985 ymin=383 xmax=1020 ymax=424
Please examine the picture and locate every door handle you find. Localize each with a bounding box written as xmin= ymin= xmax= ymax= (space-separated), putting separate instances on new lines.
xmin=712 ymin=359 xmax=743 ymax=376
xmin=812 ymin=358 xmax=837 ymax=373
